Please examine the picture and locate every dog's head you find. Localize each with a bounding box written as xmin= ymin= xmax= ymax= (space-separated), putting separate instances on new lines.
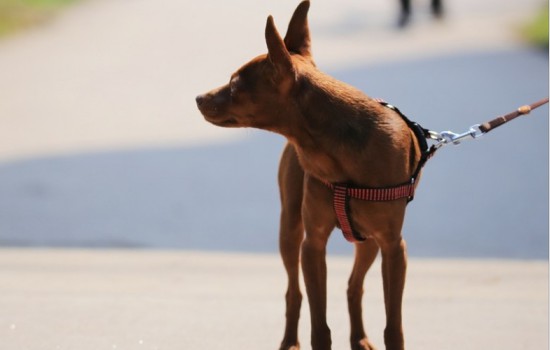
xmin=196 ymin=1 xmax=313 ymax=133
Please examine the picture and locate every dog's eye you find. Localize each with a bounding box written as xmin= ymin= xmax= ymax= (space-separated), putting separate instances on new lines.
xmin=230 ymin=76 xmax=241 ymax=96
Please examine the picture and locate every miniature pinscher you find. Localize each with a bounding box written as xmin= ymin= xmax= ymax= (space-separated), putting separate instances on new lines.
xmin=196 ymin=2 xmax=422 ymax=349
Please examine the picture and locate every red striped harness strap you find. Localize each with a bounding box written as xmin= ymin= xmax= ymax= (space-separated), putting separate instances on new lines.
xmin=324 ymin=100 xmax=432 ymax=243
xmin=324 ymin=181 xmax=417 ymax=243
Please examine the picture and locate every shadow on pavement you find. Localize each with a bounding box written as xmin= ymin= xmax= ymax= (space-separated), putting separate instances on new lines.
xmin=0 ymin=49 xmax=547 ymax=259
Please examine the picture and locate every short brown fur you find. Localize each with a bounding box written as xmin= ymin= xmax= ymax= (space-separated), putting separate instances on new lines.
xmin=196 ymin=2 xmax=421 ymax=349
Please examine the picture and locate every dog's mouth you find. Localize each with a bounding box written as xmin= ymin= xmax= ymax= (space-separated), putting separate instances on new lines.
xmin=196 ymin=94 xmax=240 ymax=127
xmin=201 ymin=112 xmax=239 ymax=128
xmin=209 ymin=116 xmax=238 ymax=127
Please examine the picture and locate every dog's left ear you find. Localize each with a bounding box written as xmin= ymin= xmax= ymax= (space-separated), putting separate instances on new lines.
xmin=284 ymin=0 xmax=312 ymax=58
xmin=265 ymin=15 xmax=294 ymax=75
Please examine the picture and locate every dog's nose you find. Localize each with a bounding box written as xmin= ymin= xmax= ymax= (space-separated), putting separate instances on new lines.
xmin=195 ymin=94 xmax=205 ymax=107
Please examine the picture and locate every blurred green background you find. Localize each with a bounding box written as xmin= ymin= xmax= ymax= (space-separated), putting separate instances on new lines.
xmin=522 ymin=4 xmax=549 ymax=48
xmin=0 ymin=0 xmax=79 ymax=36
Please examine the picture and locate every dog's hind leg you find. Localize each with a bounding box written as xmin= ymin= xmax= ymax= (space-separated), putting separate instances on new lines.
xmin=380 ymin=236 xmax=407 ymax=350
xmin=347 ymin=240 xmax=380 ymax=350
xmin=278 ymin=143 xmax=305 ymax=350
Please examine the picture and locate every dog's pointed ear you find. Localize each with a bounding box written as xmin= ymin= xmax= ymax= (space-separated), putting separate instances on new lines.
xmin=265 ymin=15 xmax=293 ymax=74
xmin=284 ymin=0 xmax=312 ymax=57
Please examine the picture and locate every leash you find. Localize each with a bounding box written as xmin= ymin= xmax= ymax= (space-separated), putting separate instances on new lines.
xmin=326 ymin=97 xmax=549 ymax=243
xmin=427 ymin=97 xmax=549 ymax=152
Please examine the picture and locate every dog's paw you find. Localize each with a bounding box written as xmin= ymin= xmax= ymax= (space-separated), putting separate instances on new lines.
xmin=279 ymin=346 xmax=299 ymax=350
xmin=279 ymin=342 xmax=299 ymax=350
xmin=356 ymin=338 xmax=377 ymax=350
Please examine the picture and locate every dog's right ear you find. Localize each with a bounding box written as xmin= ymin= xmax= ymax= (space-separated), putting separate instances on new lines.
xmin=265 ymin=15 xmax=294 ymax=75
xmin=284 ymin=0 xmax=312 ymax=58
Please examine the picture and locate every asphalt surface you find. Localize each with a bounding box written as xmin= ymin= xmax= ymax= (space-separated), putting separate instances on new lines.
xmin=0 ymin=249 xmax=547 ymax=350
xmin=0 ymin=0 xmax=547 ymax=349
xmin=0 ymin=48 xmax=547 ymax=258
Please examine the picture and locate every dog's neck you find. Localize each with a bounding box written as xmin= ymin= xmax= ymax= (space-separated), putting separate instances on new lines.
xmin=284 ymin=68 xmax=410 ymax=186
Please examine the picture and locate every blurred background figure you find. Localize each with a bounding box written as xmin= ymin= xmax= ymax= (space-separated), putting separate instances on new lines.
xmin=399 ymin=0 xmax=443 ymax=27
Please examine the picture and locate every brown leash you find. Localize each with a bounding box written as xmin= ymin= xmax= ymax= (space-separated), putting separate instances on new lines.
xmin=478 ymin=97 xmax=550 ymax=134
xmin=429 ymin=97 xmax=549 ymax=150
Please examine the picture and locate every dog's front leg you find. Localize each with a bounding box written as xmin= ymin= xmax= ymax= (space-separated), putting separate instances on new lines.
xmin=301 ymin=175 xmax=335 ymax=350
xmin=278 ymin=144 xmax=305 ymax=350
xmin=380 ymin=236 xmax=407 ymax=350
xmin=301 ymin=232 xmax=332 ymax=350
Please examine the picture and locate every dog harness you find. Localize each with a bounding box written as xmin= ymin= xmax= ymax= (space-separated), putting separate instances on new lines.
xmin=325 ymin=100 xmax=432 ymax=243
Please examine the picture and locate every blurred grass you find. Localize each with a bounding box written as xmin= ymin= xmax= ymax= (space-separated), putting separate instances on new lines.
xmin=522 ymin=5 xmax=549 ymax=49
xmin=0 ymin=0 xmax=79 ymax=37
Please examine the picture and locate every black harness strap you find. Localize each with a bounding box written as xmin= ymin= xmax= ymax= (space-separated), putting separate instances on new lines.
xmin=377 ymin=101 xmax=432 ymax=192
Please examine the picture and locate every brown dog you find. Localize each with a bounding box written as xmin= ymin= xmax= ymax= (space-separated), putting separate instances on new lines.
xmin=196 ymin=2 xmax=422 ymax=349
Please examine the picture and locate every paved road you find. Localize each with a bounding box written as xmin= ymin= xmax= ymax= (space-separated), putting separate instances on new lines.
xmin=0 ymin=1 xmax=547 ymax=349
xmin=0 ymin=249 xmax=547 ymax=350
xmin=0 ymin=49 xmax=547 ymax=258
xmin=0 ymin=1 xmax=547 ymax=254
xmin=1 ymin=0 xmax=548 ymax=258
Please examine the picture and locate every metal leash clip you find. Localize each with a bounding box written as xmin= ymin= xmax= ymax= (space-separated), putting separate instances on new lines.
xmin=431 ymin=124 xmax=484 ymax=149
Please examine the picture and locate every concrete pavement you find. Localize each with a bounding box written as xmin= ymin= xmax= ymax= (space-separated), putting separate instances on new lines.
xmin=0 ymin=249 xmax=547 ymax=350
xmin=0 ymin=0 xmax=548 ymax=349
